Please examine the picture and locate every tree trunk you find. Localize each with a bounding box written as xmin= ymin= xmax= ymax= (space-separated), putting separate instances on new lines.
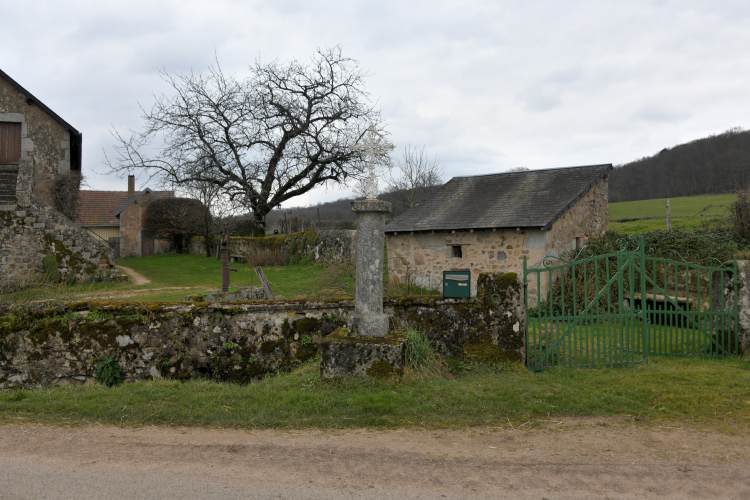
xmin=252 ymin=210 xmax=267 ymax=237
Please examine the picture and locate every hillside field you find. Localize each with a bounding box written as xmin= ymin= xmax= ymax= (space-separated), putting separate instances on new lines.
xmin=608 ymin=193 xmax=738 ymax=233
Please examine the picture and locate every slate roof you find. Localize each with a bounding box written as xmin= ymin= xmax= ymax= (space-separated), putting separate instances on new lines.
xmin=385 ymin=164 xmax=612 ymax=234
xmin=78 ymin=190 xmax=173 ymax=226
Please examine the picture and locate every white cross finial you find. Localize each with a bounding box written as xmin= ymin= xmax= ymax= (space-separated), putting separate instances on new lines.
xmin=354 ymin=125 xmax=394 ymax=199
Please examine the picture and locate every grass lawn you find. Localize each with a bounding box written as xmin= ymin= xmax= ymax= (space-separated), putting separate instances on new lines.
xmin=609 ymin=194 xmax=738 ymax=234
xmin=0 ymin=252 xmax=437 ymax=303
xmin=2 ymin=356 xmax=749 ymax=431
xmin=117 ymin=252 xmax=334 ymax=301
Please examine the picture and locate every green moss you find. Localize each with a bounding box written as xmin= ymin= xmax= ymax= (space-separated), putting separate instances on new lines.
xmin=461 ymin=342 xmax=514 ymax=363
xmin=260 ymin=339 xmax=285 ymax=354
xmin=295 ymin=343 xmax=318 ymax=362
xmin=322 ymin=328 xmax=405 ymax=346
xmin=493 ymin=272 xmax=518 ymax=289
xmin=366 ymin=360 xmax=399 ymax=377
xmin=293 ymin=317 xmax=319 ymax=334
xmin=27 ymin=319 xmax=65 ymax=346
xmin=27 ymin=350 xmax=44 ymax=362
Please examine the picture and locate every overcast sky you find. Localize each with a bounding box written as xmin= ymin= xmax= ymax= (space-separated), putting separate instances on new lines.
xmin=2 ymin=0 xmax=749 ymax=207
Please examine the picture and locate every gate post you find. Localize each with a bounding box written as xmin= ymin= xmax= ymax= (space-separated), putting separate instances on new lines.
xmin=639 ymin=235 xmax=648 ymax=361
xmin=523 ymin=255 xmax=528 ymax=366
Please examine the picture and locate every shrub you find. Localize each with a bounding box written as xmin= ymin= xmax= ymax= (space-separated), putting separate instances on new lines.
xmin=727 ymin=191 xmax=750 ymax=242
xmin=243 ymin=246 xmax=289 ymax=266
xmin=95 ymin=354 xmax=123 ymax=387
xmin=143 ymin=198 xmax=211 ymax=254
xmin=42 ymin=253 xmax=61 ymax=283
xmin=52 ymin=171 xmax=83 ymax=222
xmin=403 ymin=324 xmax=443 ymax=377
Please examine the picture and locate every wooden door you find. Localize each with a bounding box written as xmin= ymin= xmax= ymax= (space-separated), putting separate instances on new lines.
xmin=141 ymin=234 xmax=154 ymax=257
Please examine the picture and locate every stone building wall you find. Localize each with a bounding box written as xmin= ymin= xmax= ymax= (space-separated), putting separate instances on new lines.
xmin=713 ymin=260 xmax=750 ymax=356
xmin=0 ymin=272 xmax=524 ymax=389
xmin=386 ymin=176 xmax=609 ymax=296
xmin=119 ymin=192 xmax=160 ymax=258
xmin=0 ymin=195 xmax=113 ymax=283
xmin=0 ymin=76 xmax=71 ymax=207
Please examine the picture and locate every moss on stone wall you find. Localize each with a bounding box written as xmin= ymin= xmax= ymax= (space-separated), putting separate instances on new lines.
xmin=1 ymin=273 xmax=525 ymax=388
xmin=366 ymin=360 xmax=399 ymax=377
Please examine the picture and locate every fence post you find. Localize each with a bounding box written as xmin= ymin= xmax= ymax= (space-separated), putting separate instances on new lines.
xmin=523 ymin=256 xmax=528 ymax=367
xmin=639 ymin=234 xmax=648 ymax=361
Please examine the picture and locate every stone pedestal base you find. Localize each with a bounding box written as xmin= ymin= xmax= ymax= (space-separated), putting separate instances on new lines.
xmin=347 ymin=313 xmax=390 ymax=338
xmin=320 ymin=328 xmax=405 ymax=379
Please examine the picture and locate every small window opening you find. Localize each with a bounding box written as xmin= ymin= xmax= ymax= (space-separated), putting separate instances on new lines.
xmin=452 ymin=245 xmax=463 ymax=258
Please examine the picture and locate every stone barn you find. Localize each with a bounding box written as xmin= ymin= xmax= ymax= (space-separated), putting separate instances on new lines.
xmin=385 ymin=164 xmax=612 ymax=296
xmin=1 ymin=69 xmax=113 ymax=283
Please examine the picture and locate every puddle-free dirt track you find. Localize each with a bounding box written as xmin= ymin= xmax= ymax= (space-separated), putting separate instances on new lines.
xmin=1 ymin=418 xmax=748 ymax=499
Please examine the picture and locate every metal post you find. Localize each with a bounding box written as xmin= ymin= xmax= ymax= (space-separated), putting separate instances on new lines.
xmin=639 ymin=235 xmax=648 ymax=362
xmin=220 ymin=223 xmax=237 ymax=293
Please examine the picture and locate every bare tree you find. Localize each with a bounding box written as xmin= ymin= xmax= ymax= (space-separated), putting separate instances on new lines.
xmin=384 ymin=145 xmax=443 ymax=210
xmin=108 ymin=47 xmax=382 ymax=236
xmin=179 ymin=176 xmax=237 ymax=256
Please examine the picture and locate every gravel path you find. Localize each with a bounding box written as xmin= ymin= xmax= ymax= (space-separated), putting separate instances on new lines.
xmin=1 ymin=419 xmax=748 ymax=499
xmin=115 ymin=265 xmax=151 ymax=285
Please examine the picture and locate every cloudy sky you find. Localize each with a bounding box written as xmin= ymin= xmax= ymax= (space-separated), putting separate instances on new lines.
xmin=2 ymin=0 xmax=749 ymax=207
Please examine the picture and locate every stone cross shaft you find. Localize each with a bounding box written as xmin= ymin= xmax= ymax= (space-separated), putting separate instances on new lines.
xmin=348 ymin=199 xmax=392 ymax=337
xmin=353 ymin=125 xmax=394 ymax=200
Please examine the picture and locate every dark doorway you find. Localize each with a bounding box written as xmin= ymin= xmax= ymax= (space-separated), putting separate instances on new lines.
xmin=141 ymin=235 xmax=154 ymax=257
xmin=108 ymin=237 xmax=121 ymax=259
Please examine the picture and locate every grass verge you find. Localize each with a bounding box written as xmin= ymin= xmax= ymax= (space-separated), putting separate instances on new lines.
xmin=2 ymin=356 xmax=749 ymax=431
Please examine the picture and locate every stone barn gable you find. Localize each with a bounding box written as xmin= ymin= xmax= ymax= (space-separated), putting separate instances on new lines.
xmin=0 ymin=69 xmax=112 ymax=283
xmin=385 ymin=164 xmax=612 ymax=295
xmin=0 ymin=68 xmax=82 ymax=208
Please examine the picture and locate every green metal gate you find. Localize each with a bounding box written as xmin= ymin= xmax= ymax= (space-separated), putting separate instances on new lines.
xmin=523 ymin=235 xmax=739 ymax=371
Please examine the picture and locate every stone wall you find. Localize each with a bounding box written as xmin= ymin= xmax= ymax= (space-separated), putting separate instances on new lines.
xmin=189 ymin=230 xmax=356 ymax=264
xmin=713 ymin=260 xmax=750 ymax=356
xmin=0 ymin=76 xmax=71 ymax=207
xmin=386 ymin=176 xmax=609 ymax=296
xmin=0 ymin=272 xmax=524 ymax=389
xmin=0 ymin=195 xmax=114 ymax=284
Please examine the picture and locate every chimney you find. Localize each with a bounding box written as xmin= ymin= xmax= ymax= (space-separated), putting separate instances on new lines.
xmin=128 ymin=175 xmax=135 ymax=199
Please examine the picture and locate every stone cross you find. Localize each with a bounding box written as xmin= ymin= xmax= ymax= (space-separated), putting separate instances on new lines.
xmin=353 ymin=125 xmax=395 ymax=199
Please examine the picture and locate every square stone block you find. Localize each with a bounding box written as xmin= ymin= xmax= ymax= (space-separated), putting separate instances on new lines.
xmin=320 ymin=328 xmax=405 ymax=379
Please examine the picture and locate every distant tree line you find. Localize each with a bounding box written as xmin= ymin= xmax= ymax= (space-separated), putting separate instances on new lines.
xmin=609 ymin=127 xmax=750 ymax=202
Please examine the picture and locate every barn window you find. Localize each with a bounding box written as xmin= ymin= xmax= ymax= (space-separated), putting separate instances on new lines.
xmin=452 ymin=245 xmax=463 ymax=258
xmin=0 ymin=122 xmax=22 ymax=165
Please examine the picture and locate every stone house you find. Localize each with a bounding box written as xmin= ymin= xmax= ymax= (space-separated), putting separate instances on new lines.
xmin=78 ymin=176 xmax=173 ymax=258
xmin=0 ymin=69 xmax=112 ymax=282
xmin=385 ymin=164 xmax=612 ymax=296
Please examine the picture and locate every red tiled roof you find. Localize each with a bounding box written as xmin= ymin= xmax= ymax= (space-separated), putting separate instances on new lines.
xmin=78 ymin=190 xmax=174 ymax=226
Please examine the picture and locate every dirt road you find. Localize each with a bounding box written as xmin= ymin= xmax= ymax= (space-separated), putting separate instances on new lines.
xmin=1 ymin=419 xmax=748 ymax=499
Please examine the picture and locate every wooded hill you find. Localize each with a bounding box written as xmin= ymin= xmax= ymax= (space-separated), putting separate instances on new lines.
xmin=609 ymin=127 xmax=750 ymax=202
